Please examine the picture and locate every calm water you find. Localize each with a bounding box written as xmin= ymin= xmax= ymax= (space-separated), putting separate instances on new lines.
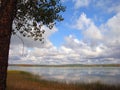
xmin=8 ymin=66 xmax=120 ymax=85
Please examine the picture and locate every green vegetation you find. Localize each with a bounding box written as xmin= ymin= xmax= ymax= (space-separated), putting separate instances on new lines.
xmin=7 ymin=70 xmax=120 ymax=90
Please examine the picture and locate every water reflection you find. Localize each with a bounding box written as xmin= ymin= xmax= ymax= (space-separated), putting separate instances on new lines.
xmin=8 ymin=66 xmax=120 ymax=85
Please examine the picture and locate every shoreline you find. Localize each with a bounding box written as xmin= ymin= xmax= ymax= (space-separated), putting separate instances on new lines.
xmin=9 ymin=64 xmax=120 ymax=67
xmin=7 ymin=70 xmax=120 ymax=90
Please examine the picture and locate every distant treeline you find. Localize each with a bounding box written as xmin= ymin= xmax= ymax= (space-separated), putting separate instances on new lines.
xmin=9 ymin=64 xmax=120 ymax=67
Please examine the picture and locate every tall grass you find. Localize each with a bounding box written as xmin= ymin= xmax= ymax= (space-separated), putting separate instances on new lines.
xmin=7 ymin=70 xmax=120 ymax=90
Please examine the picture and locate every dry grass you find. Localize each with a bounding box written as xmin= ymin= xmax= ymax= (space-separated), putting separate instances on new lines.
xmin=7 ymin=70 xmax=120 ymax=90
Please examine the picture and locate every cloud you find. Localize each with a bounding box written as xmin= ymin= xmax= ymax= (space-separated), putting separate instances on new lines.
xmin=9 ymin=1 xmax=120 ymax=65
xmin=74 ymin=13 xmax=91 ymax=30
xmin=11 ymin=25 xmax=58 ymax=48
xmin=9 ymin=32 xmax=120 ymax=64
xmin=64 ymin=35 xmax=104 ymax=58
xmin=83 ymin=24 xmax=103 ymax=41
xmin=99 ymin=12 xmax=120 ymax=52
xmin=73 ymin=13 xmax=103 ymax=41
xmin=61 ymin=0 xmax=69 ymax=3
xmin=72 ymin=0 xmax=91 ymax=9
xmin=71 ymin=0 xmax=120 ymax=14
xmin=94 ymin=0 xmax=120 ymax=13
xmin=70 ymin=11 xmax=120 ymax=64
xmin=9 ymin=25 xmax=59 ymax=64
xmin=9 ymin=20 xmax=120 ymax=65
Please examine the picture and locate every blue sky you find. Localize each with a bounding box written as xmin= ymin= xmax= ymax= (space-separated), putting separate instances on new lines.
xmin=50 ymin=0 xmax=117 ymax=46
xmin=9 ymin=0 xmax=120 ymax=65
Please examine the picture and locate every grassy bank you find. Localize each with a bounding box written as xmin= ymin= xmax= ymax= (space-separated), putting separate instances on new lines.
xmin=7 ymin=70 xmax=120 ymax=90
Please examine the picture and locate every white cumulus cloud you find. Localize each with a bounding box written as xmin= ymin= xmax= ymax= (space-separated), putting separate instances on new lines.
xmin=74 ymin=13 xmax=103 ymax=41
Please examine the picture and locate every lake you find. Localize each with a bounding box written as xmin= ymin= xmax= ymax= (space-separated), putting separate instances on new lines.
xmin=8 ymin=66 xmax=120 ymax=85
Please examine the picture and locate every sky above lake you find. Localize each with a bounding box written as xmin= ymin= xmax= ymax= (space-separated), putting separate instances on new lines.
xmin=9 ymin=0 xmax=120 ymax=65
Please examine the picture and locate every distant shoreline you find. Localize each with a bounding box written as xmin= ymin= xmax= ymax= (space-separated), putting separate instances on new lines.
xmin=9 ymin=64 xmax=120 ymax=67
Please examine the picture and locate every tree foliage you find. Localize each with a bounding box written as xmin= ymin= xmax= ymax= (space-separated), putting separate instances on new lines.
xmin=12 ymin=0 xmax=65 ymax=41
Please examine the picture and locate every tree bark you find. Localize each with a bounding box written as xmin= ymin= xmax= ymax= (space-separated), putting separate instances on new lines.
xmin=0 ymin=0 xmax=17 ymax=90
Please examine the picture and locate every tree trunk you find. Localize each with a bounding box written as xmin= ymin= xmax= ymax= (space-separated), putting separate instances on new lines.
xmin=0 ymin=0 xmax=17 ymax=90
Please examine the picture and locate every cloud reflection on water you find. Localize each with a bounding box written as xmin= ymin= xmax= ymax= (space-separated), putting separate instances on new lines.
xmin=8 ymin=66 xmax=120 ymax=85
